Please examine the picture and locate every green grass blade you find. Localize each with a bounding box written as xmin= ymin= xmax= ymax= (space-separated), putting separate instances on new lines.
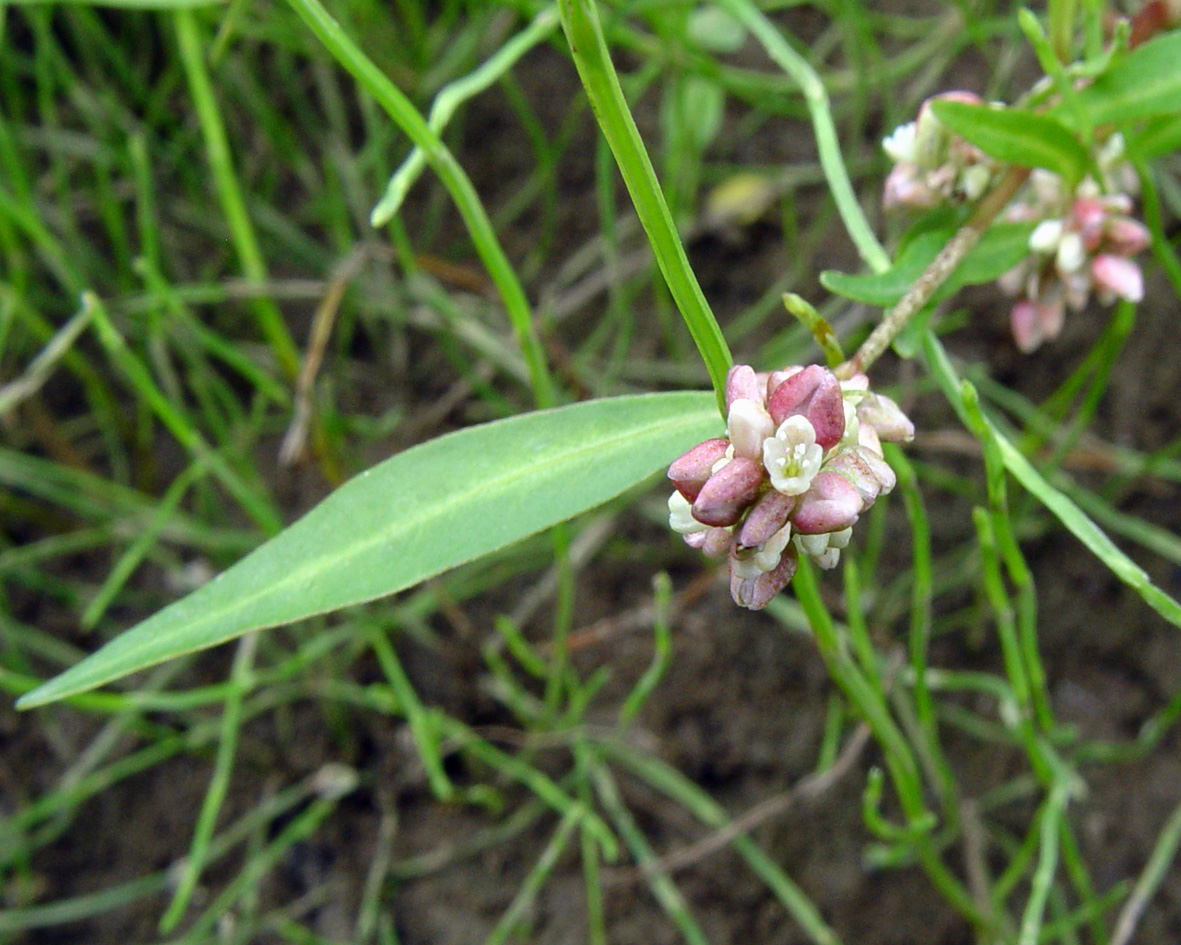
xmin=923 ymin=333 xmax=1181 ymax=631
xmin=175 ymin=8 xmax=300 ymax=379
xmin=371 ymin=6 xmax=560 ymax=227
xmin=18 ymin=392 xmax=719 ymax=707
xmin=558 ymin=0 xmax=732 ymax=413
xmin=284 ymin=0 xmax=556 ymax=408
xmin=711 ymin=0 xmax=890 ymax=275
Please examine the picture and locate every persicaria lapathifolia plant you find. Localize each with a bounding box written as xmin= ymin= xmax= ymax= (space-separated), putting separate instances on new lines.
xmin=668 ymin=364 xmax=913 ymax=610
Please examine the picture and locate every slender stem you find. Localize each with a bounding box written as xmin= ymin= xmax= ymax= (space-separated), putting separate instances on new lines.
xmin=1110 ymin=790 xmax=1181 ymax=945
xmin=839 ymin=167 xmax=1029 ymax=379
xmin=175 ymin=10 xmax=300 ymax=380
xmin=559 ymin=0 xmax=732 ymax=414
xmin=714 ymin=0 xmax=890 ymax=275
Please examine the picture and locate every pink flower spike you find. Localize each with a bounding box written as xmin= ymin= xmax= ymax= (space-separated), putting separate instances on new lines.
xmin=1092 ymin=254 xmax=1144 ymax=302
xmin=692 ymin=456 xmax=763 ymax=527
xmin=725 ymin=365 xmax=763 ymax=411
xmin=668 ymin=438 xmax=729 ymax=501
xmin=730 ymin=546 xmax=798 ymax=610
xmin=792 ymin=471 xmax=864 ymax=535
xmin=766 ymin=365 xmax=845 ymax=448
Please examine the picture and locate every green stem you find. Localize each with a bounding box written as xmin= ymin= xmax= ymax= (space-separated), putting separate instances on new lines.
xmin=175 ymin=10 xmax=300 ymax=380
xmin=712 ymin=0 xmax=889 ymax=275
xmin=840 ymin=167 xmax=1028 ymax=378
xmin=793 ymin=558 xmax=984 ymax=928
xmin=558 ymin=0 xmax=731 ymax=414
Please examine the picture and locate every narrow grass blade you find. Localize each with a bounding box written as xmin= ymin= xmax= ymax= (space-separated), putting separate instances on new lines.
xmin=18 ymin=392 xmax=719 ymax=707
xmin=711 ymin=0 xmax=890 ymax=275
xmin=371 ymin=7 xmax=560 ymax=227
xmin=923 ymin=333 xmax=1181 ymax=631
xmin=284 ymin=0 xmax=556 ymax=408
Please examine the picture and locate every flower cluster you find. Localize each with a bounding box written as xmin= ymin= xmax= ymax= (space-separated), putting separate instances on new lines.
xmin=882 ymin=94 xmax=1151 ymax=353
xmin=882 ymin=92 xmax=997 ymax=211
xmin=998 ymin=145 xmax=1150 ymax=352
xmin=668 ymin=364 xmax=914 ymax=610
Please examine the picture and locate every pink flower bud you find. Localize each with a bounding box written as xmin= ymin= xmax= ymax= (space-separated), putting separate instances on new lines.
xmin=668 ymin=438 xmax=729 ymax=501
xmin=685 ymin=526 xmax=734 ymax=558
xmin=1104 ymin=217 xmax=1151 ymax=256
xmin=730 ymin=546 xmax=798 ymax=610
xmin=692 ymin=456 xmax=763 ymax=527
xmin=1070 ymin=197 xmax=1108 ymax=252
xmin=1010 ymin=298 xmax=1064 ymax=353
xmin=738 ymin=490 xmax=795 ymax=548
xmin=1091 ymin=254 xmax=1144 ymax=302
xmin=857 ymin=392 xmax=914 ymax=443
xmin=883 ymin=164 xmax=938 ymax=210
xmin=764 ymin=368 xmax=800 ymax=401
xmin=791 ymin=471 xmax=864 ymax=534
xmin=766 ymin=365 xmax=845 ymax=448
xmin=725 ymin=364 xmax=763 ymax=411
xmin=824 ymin=448 xmax=894 ymax=503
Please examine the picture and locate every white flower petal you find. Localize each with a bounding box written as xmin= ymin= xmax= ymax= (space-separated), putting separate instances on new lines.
xmin=882 ymin=122 xmax=917 ymax=163
xmin=1029 ymin=219 xmax=1063 ymax=254
xmin=668 ymin=491 xmax=707 ymax=534
xmin=1056 ymin=231 xmax=1085 ymax=274
xmin=727 ymin=398 xmax=774 ymax=460
xmin=763 ymin=416 xmax=822 ymax=496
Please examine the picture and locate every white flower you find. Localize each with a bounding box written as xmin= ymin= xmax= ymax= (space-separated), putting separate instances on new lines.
xmin=668 ymin=491 xmax=707 ymax=535
xmin=1029 ymin=219 xmax=1063 ymax=254
xmin=883 ymin=122 xmax=917 ymax=163
xmin=763 ymin=415 xmax=823 ymax=496
xmin=1056 ymin=231 xmax=1085 ymax=274
xmin=727 ymin=398 xmax=774 ymax=460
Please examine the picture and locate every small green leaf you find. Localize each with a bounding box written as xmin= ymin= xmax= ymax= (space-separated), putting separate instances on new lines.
xmin=1067 ymin=31 xmax=1181 ymax=127
xmin=18 ymin=393 xmax=719 ymax=708
xmin=931 ymin=99 xmax=1089 ymax=184
xmin=821 ymin=228 xmax=948 ymax=307
xmin=821 ymin=219 xmax=1034 ymax=308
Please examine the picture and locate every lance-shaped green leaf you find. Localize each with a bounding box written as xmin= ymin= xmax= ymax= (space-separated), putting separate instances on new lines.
xmin=930 ymin=99 xmax=1089 ymax=185
xmin=1066 ymin=31 xmax=1181 ymax=128
xmin=18 ymin=393 xmax=720 ymax=708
